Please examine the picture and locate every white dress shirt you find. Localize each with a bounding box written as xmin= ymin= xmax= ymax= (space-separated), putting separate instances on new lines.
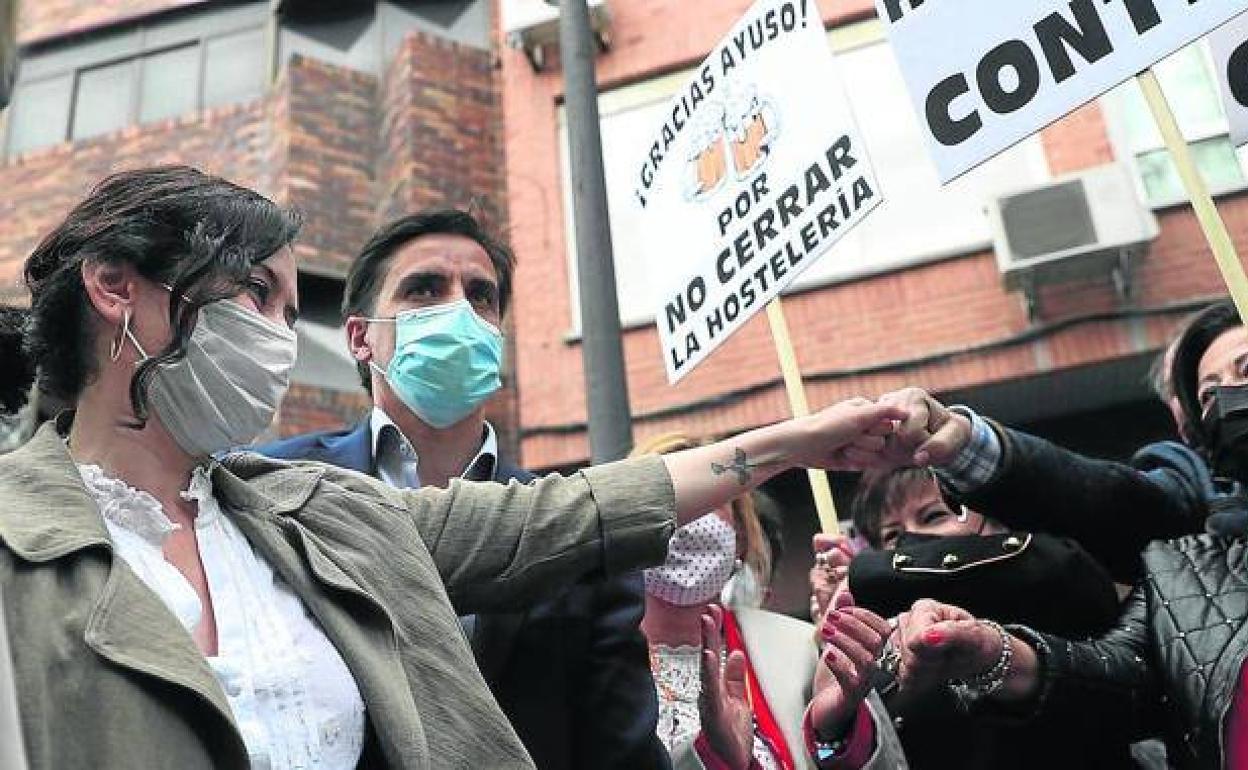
xmin=78 ymin=462 xmax=367 ymax=770
xmin=368 ymin=407 xmax=497 ymax=638
xmin=368 ymin=406 xmax=498 ymax=488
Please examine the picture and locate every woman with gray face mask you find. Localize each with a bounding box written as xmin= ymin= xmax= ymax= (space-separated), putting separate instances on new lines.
xmin=0 ymin=166 xmax=909 ymax=770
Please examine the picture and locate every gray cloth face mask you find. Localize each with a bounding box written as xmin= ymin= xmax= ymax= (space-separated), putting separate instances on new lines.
xmin=127 ymin=298 xmax=297 ymax=457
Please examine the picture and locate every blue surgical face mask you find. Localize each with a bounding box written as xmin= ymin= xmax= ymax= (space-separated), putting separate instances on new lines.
xmin=368 ymin=299 xmax=504 ymax=429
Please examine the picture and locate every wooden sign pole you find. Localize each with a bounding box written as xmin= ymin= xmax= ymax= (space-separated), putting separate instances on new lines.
xmin=765 ymin=298 xmax=841 ymax=534
xmin=1138 ymin=68 xmax=1248 ymax=320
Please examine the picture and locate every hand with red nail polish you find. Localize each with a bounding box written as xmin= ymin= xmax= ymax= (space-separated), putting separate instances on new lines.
xmin=896 ymin=598 xmax=1005 ymax=695
xmin=809 ymin=600 xmax=892 ymax=742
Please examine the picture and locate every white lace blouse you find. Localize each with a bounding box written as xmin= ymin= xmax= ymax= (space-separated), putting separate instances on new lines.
xmin=650 ymin=644 xmax=780 ymax=770
xmin=78 ymin=463 xmax=367 ymax=770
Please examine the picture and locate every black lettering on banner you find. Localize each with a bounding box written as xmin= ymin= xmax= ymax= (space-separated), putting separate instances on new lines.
xmin=770 ymin=251 xmax=790 ymax=282
xmin=853 ymin=177 xmax=875 ymax=209
xmin=671 ymin=102 xmax=686 ymax=132
xmin=805 ymin=163 xmax=832 ymax=203
xmin=800 ymin=222 xmax=819 ymax=253
xmin=927 ymin=74 xmax=983 ymax=146
xmin=826 ymin=135 xmax=858 ymax=180
xmin=786 ymin=241 xmax=805 ymax=268
xmin=882 ymin=0 xmax=926 ymax=24
xmin=752 ymin=264 xmax=773 ymax=294
xmin=671 ymin=330 xmax=702 ymax=372
xmin=1230 ymin=40 xmax=1248 ymax=109
xmin=977 ymin=39 xmax=1041 ymax=114
xmin=716 ymin=247 xmax=736 ymax=283
xmin=917 ymin=0 xmax=1174 ymax=148
xmin=665 ymin=276 xmax=707 ymax=334
xmin=661 ymin=123 xmax=677 ymax=150
xmin=734 ymin=230 xmax=756 ymax=273
xmin=707 ymin=305 xmax=725 ymax=338
xmin=1035 ymin=0 xmax=1113 ymax=83
xmin=777 ymin=185 xmax=803 ymax=227
xmin=765 ymin=9 xmax=781 ymax=40
xmin=816 ymin=201 xmax=840 ymax=237
xmin=690 ymin=135 xmax=879 ymax=355
xmin=741 ymin=276 xmax=758 ymax=308
xmin=1120 ymin=0 xmax=1162 ymax=36
xmin=717 ymin=177 xmax=771 ymax=237
xmin=754 ymin=209 xmax=779 ymax=254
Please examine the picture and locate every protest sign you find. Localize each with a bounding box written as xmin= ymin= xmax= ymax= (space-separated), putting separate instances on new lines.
xmin=630 ymin=0 xmax=882 ymax=385
xmin=876 ymin=0 xmax=1248 ymax=182
xmin=1211 ymin=12 xmax=1248 ymax=148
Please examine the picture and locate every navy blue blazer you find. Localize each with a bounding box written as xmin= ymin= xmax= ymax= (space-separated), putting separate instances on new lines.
xmin=256 ymin=421 xmax=670 ymax=770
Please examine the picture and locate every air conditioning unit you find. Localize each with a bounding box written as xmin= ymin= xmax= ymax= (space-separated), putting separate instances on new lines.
xmin=986 ymin=162 xmax=1159 ymax=319
xmin=503 ymin=0 xmax=610 ymax=71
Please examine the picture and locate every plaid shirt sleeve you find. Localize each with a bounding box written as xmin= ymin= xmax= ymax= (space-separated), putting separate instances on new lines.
xmin=932 ymin=405 xmax=1001 ymax=494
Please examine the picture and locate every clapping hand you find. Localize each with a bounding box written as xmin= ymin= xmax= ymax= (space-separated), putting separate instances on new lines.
xmin=698 ymin=605 xmax=753 ymax=770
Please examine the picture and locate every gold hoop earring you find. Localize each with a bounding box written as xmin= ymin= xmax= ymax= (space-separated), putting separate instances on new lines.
xmin=109 ymin=309 xmax=131 ymax=362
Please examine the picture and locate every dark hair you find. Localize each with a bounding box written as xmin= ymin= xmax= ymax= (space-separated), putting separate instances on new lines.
xmin=1173 ymin=300 xmax=1242 ymax=450
xmin=23 ymin=166 xmax=301 ymax=421
xmin=850 ymin=467 xmax=934 ymax=549
xmin=342 ymin=208 xmax=516 ymax=389
xmin=0 ymin=306 xmax=34 ymax=414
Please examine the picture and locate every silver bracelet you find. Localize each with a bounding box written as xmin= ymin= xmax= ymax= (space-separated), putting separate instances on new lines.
xmin=948 ymin=620 xmax=1012 ymax=706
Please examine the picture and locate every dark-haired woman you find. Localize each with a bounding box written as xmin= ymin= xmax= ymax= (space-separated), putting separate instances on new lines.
xmin=862 ymin=301 xmax=1248 ymax=768
xmin=0 ymin=166 xmax=908 ymax=769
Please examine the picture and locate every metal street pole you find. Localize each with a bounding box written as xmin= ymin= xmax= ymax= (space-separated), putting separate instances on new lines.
xmin=556 ymin=0 xmax=634 ymax=464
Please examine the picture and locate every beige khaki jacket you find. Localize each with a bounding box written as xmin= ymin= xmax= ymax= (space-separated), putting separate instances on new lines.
xmin=0 ymin=422 xmax=676 ymax=769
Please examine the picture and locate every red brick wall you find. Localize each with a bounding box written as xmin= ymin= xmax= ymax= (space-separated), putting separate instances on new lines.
xmin=501 ymin=0 xmax=1231 ymax=469
xmin=0 ymin=98 xmax=274 ymax=303
xmin=377 ymin=31 xmax=508 ymax=230
xmin=1 ymin=11 xmax=516 ymax=451
xmin=277 ymin=55 xmax=379 ymax=278
xmin=19 ymin=0 xmax=211 ymax=44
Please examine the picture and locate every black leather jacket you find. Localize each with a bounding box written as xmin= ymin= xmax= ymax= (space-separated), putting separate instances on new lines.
xmin=958 ymin=426 xmax=1244 ymax=767
xmin=1016 ymin=535 xmax=1248 ymax=769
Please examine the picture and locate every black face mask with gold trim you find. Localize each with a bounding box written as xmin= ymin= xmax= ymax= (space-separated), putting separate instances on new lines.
xmin=850 ymin=531 xmax=1120 ymax=638
xmin=1202 ymin=384 xmax=1248 ymax=484
xmin=894 ymin=531 xmax=943 ymax=550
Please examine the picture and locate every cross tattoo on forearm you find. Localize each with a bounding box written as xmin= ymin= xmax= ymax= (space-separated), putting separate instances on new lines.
xmin=711 ymin=448 xmax=760 ymax=485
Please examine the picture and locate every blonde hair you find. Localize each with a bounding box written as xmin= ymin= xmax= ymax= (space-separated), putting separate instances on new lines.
xmin=631 ymin=432 xmax=773 ymax=582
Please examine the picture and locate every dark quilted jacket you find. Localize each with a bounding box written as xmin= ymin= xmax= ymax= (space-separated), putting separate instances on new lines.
xmin=1008 ymin=536 xmax=1248 ymax=768
xmin=958 ymin=426 xmax=1248 ymax=766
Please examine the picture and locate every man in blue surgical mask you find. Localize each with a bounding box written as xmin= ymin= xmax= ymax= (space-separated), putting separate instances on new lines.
xmin=257 ymin=208 xmax=669 ymax=770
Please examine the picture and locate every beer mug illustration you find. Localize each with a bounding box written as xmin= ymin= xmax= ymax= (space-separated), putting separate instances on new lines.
xmin=684 ymin=103 xmax=729 ymax=201
xmin=723 ymin=86 xmax=780 ymax=180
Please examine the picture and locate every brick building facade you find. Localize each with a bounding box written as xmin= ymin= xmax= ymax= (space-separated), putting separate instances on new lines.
xmin=499 ymin=0 xmax=1248 ymax=611
xmin=0 ymin=0 xmax=516 ymax=452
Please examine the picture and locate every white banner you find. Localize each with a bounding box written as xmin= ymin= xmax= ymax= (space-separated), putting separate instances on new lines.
xmin=1212 ymin=12 xmax=1248 ymax=148
xmin=630 ymin=0 xmax=882 ymax=383
xmin=876 ymin=0 xmax=1248 ymax=182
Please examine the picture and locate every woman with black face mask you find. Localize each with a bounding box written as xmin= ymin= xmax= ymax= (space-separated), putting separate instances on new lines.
xmin=862 ymin=303 xmax=1248 ymax=768
xmin=823 ymin=467 xmax=1127 ymax=770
